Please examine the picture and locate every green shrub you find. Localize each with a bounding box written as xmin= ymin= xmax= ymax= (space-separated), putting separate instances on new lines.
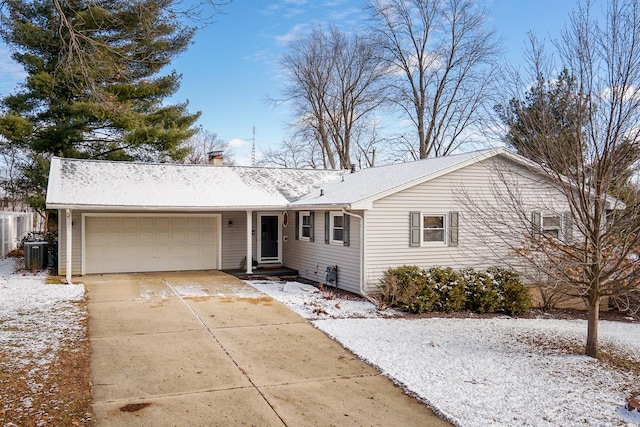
xmin=463 ymin=268 xmax=502 ymax=313
xmin=426 ymin=267 xmax=466 ymax=312
xmin=488 ymin=267 xmax=531 ymax=316
xmin=377 ymin=265 xmax=530 ymax=316
xmin=376 ymin=265 xmax=429 ymax=311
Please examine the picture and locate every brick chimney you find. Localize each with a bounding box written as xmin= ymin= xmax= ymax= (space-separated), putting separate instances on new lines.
xmin=207 ymin=150 xmax=224 ymax=166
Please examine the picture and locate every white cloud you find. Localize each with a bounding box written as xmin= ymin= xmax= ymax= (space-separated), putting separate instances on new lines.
xmin=275 ymin=23 xmax=308 ymax=44
xmin=227 ymin=138 xmax=246 ymax=148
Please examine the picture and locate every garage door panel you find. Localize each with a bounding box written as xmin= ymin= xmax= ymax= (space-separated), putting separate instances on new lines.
xmin=155 ymin=218 xmax=170 ymax=228
xmin=138 ymin=218 xmax=154 ymax=228
xmin=139 ymin=232 xmax=154 ymax=243
xmin=104 ymin=233 xmax=122 ymax=245
xmin=122 ymin=218 xmax=137 ymax=228
xmin=85 ymin=216 xmax=218 ymax=274
xmin=185 ymin=218 xmax=201 ymax=228
xmin=105 ymin=218 xmax=122 ymax=228
xmin=171 ymin=231 xmax=186 ymax=243
xmin=171 ymin=218 xmax=185 ymax=227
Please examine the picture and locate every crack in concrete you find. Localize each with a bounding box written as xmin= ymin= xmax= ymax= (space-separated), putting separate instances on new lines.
xmin=162 ymin=278 xmax=289 ymax=427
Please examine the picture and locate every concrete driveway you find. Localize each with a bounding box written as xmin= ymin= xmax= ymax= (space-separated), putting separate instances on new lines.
xmin=84 ymin=271 xmax=450 ymax=426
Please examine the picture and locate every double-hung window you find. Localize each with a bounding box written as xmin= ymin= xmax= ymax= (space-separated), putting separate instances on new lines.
xmin=325 ymin=211 xmax=350 ymax=246
xmin=423 ymin=214 xmax=446 ymax=243
xmin=542 ymin=215 xmax=561 ymax=239
xmin=330 ymin=212 xmax=344 ymax=244
xmin=299 ymin=211 xmax=311 ymax=241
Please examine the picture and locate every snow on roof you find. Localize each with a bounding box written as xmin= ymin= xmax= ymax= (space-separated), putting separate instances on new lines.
xmin=292 ymin=148 xmax=505 ymax=208
xmin=46 ymin=157 xmax=345 ymax=210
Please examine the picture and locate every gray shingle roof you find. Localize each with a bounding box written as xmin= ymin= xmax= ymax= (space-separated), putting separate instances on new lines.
xmin=46 ymin=157 xmax=345 ymax=210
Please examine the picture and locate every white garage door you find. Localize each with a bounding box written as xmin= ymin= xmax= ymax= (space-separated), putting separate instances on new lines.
xmin=85 ymin=216 xmax=219 ymax=274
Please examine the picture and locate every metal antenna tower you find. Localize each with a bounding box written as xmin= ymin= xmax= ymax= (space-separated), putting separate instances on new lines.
xmin=252 ymin=126 xmax=256 ymax=166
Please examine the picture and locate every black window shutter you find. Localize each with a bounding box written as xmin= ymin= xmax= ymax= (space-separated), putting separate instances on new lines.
xmin=325 ymin=211 xmax=330 ymax=244
xmin=295 ymin=211 xmax=299 ymax=240
xmin=448 ymin=212 xmax=459 ymax=247
xmin=532 ymin=211 xmax=541 ymax=238
xmin=309 ymin=212 xmax=315 ymax=242
xmin=343 ymin=214 xmax=350 ymax=247
xmin=410 ymin=211 xmax=421 ymax=247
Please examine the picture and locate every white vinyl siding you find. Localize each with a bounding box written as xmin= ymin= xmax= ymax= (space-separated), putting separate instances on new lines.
xmin=220 ymin=211 xmax=249 ymax=269
xmin=284 ymin=210 xmax=362 ymax=294
xmin=363 ymin=157 xmax=571 ymax=293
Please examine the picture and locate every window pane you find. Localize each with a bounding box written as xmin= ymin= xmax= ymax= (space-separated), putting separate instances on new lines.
xmin=333 ymin=215 xmax=343 ymax=228
xmin=424 ymin=216 xmax=444 ymax=229
xmin=543 ymin=229 xmax=559 ymax=239
xmin=333 ymin=229 xmax=344 ymax=242
xmin=302 ymin=215 xmax=310 ymax=226
xmin=542 ymin=216 xmax=560 ymax=228
xmin=302 ymin=226 xmax=310 ymax=238
xmin=424 ymin=229 xmax=444 ymax=242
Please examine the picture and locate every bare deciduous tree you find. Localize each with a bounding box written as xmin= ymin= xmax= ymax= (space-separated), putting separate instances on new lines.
xmin=258 ymin=138 xmax=320 ymax=169
xmin=367 ymin=0 xmax=500 ymax=158
xmin=180 ymin=129 xmax=234 ymax=165
xmin=278 ymin=25 xmax=386 ymax=169
xmin=480 ymin=0 xmax=640 ymax=359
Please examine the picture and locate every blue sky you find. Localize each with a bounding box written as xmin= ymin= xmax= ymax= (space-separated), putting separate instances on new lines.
xmin=0 ymin=0 xmax=594 ymax=164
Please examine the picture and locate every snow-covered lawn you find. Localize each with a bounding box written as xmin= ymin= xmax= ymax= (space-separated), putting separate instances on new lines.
xmin=248 ymin=280 xmax=640 ymax=427
xmin=0 ymin=257 xmax=86 ymax=421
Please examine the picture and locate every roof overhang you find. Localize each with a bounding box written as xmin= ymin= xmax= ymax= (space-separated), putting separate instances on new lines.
xmin=46 ymin=204 xmax=292 ymax=212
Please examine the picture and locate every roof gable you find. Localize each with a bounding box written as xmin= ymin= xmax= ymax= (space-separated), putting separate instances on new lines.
xmin=292 ymin=148 xmax=510 ymax=209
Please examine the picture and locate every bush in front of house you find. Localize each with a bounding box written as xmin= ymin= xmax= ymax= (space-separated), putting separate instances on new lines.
xmin=375 ymin=265 xmax=433 ymax=311
xmin=426 ymin=267 xmax=466 ymax=312
xmin=376 ymin=265 xmax=531 ymax=316
xmin=463 ymin=268 xmax=502 ymax=314
xmin=488 ymin=267 xmax=531 ymax=316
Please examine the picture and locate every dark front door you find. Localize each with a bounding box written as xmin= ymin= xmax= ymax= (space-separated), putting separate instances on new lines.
xmin=260 ymin=215 xmax=279 ymax=262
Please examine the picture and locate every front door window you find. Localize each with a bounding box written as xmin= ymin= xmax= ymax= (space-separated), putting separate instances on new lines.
xmin=258 ymin=214 xmax=281 ymax=263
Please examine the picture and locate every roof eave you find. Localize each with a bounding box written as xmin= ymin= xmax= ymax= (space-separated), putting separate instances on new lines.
xmin=45 ymin=203 xmax=291 ymax=212
xmin=288 ymin=203 xmax=353 ymax=211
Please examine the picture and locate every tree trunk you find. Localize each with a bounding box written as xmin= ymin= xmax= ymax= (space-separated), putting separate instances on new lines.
xmin=585 ymin=298 xmax=600 ymax=358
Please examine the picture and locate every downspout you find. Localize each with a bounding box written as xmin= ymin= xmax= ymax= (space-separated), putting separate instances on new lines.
xmin=341 ymin=208 xmax=374 ymax=302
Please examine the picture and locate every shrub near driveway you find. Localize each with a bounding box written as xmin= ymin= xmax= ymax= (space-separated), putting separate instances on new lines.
xmin=376 ymin=266 xmax=531 ymax=316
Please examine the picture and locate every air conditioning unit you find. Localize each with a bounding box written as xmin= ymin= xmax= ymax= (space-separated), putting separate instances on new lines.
xmin=25 ymin=241 xmax=48 ymax=271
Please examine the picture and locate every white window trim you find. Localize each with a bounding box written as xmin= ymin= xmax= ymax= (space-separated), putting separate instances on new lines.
xmin=329 ymin=211 xmax=344 ymax=245
xmin=421 ymin=213 xmax=447 ymax=246
xmin=299 ymin=211 xmax=311 ymax=241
